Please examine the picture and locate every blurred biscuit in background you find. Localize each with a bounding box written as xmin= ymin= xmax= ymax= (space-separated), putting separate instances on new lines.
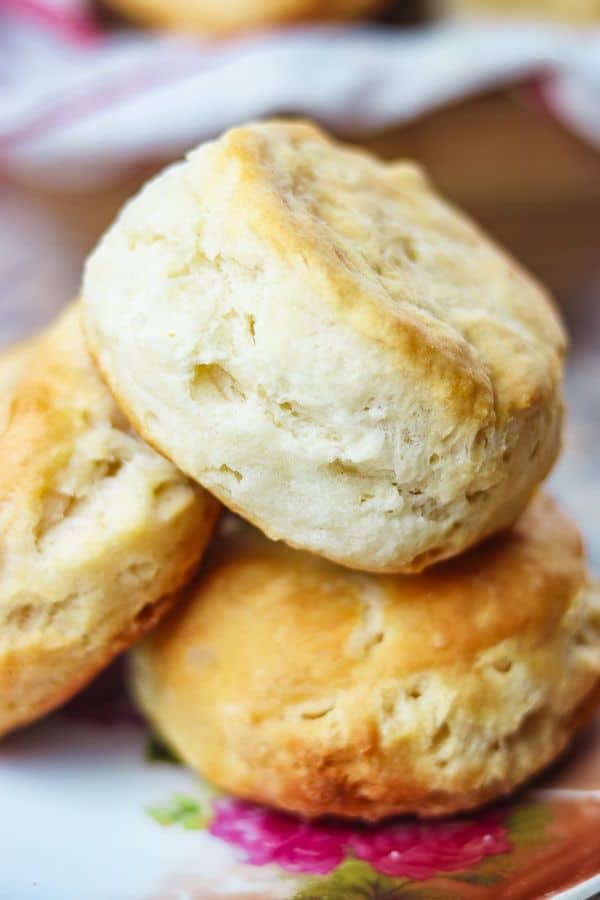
xmin=439 ymin=0 xmax=599 ymax=22
xmin=100 ymin=0 xmax=388 ymax=33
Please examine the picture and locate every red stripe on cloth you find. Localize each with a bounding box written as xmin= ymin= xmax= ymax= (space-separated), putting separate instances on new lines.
xmin=2 ymin=0 xmax=103 ymax=45
xmin=0 ymin=29 xmax=293 ymax=151
xmin=0 ymin=51 xmax=231 ymax=152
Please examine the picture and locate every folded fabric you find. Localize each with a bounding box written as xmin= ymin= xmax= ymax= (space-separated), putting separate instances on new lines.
xmin=1 ymin=1 xmax=599 ymax=186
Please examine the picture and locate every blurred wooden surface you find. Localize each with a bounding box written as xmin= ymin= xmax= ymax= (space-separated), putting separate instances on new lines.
xmin=1 ymin=89 xmax=599 ymax=563
xmin=364 ymin=89 xmax=600 ymax=320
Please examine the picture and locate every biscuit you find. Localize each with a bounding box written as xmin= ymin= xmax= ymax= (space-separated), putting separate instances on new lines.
xmin=0 ymin=304 xmax=219 ymax=738
xmin=442 ymin=0 xmax=599 ymax=22
xmin=102 ymin=0 xmax=385 ymax=33
xmin=131 ymin=494 xmax=600 ymax=820
xmin=83 ymin=120 xmax=565 ymax=573
xmin=0 ymin=336 xmax=37 ymax=433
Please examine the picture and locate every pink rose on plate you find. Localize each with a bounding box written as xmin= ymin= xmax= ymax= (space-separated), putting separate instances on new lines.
xmin=209 ymin=799 xmax=354 ymax=875
xmin=349 ymin=817 xmax=511 ymax=880
xmin=209 ymin=798 xmax=512 ymax=879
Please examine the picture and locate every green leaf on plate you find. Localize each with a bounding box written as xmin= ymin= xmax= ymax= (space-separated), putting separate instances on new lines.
xmin=147 ymin=793 xmax=212 ymax=830
xmin=293 ymin=859 xmax=458 ymax=900
xmin=145 ymin=733 xmax=182 ymax=765
xmin=506 ymin=802 xmax=552 ymax=847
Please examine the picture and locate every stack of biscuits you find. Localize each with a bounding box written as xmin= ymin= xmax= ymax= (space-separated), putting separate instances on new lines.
xmin=1 ymin=121 xmax=599 ymax=821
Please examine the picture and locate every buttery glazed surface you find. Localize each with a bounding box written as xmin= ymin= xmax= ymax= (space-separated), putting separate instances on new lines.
xmin=132 ymin=494 xmax=600 ymax=820
xmin=0 ymin=335 xmax=37 ymax=433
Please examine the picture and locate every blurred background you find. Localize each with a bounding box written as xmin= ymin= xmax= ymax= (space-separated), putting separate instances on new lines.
xmin=1 ymin=0 xmax=599 ymax=562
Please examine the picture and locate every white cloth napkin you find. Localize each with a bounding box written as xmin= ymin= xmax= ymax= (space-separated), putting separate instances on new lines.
xmin=1 ymin=0 xmax=599 ymax=186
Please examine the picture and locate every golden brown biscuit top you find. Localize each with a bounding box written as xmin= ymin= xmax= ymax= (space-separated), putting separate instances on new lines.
xmin=201 ymin=121 xmax=565 ymax=426
xmin=147 ymin=494 xmax=585 ymax=709
xmin=0 ymin=304 xmax=208 ymax=593
xmin=0 ymin=308 xmax=129 ymax=536
xmin=0 ymin=336 xmax=38 ymax=433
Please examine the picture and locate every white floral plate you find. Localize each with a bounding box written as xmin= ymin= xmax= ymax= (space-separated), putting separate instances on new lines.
xmin=1 ymin=664 xmax=600 ymax=900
